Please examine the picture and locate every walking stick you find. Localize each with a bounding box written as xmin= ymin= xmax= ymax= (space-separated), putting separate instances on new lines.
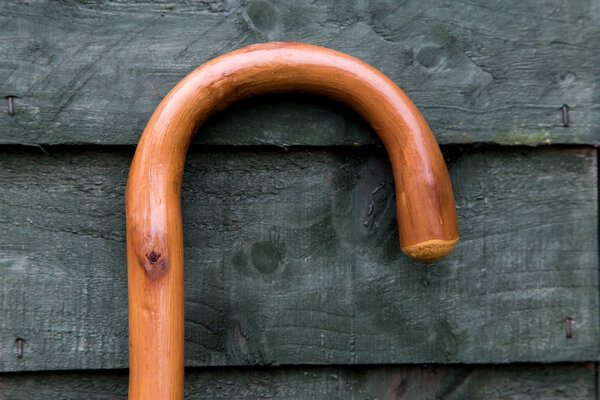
xmin=126 ymin=42 xmax=459 ymax=399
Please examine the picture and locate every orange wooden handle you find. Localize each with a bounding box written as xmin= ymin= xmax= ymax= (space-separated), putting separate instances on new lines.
xmin=126 ymin=42 xmax=458 ymax=399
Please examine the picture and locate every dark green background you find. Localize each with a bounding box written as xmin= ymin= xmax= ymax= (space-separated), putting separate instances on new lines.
xmin=1 ymin=0 xmax=599 ymax=398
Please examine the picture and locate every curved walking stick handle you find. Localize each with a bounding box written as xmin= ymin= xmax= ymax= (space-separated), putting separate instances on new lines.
xmin=126 ymin=42 xmax=458 ymax=399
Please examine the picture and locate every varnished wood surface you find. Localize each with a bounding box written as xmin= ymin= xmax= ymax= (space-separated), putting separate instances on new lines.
xmin=2 ymin=146 xmax=593 ymax=371
xmin=126 ymin=42 xmax=458 ymax=399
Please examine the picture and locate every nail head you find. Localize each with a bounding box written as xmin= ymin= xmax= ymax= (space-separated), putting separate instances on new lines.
xmin=7 ymin=96 xmax=14 ymax=116
xmin=16 ymin=338 xmax=23 ymax=358
xmin=561 ymin=104 xmax=569 ymax=127
xmin=565 ymin=318 xmax=573 ymax=339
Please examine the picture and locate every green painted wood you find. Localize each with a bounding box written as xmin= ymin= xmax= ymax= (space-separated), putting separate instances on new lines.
xmin=0 ymin=146 xmax=597 ymax=372
xmin=1 ymin=0 xmax=599 ymax=146
xmin=0 ymin=363 xmax=596 ymax=399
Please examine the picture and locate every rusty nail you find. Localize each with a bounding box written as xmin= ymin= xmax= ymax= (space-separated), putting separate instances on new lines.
xmin=7 ymin=96 xmax=14 ymax=116
xmin=561 ymin=104 xmax=569 ymax=127
xmin=16 ymin=338 xmax=23 ymax=358
xmin=565 ymin=318 xmax=573 ymax=339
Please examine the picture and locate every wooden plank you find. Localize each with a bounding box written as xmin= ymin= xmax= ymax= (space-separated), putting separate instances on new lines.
xmin=0 ymin=363 xmax=596 ymax=399
xmin=1 ymin=0 xmax=598 ymax=146
xmin=0 ymin=146 xmax=597 ymax=371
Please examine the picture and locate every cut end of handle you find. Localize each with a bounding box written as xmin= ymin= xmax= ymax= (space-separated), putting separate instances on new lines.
xmin=402 ymin=238 xmax=459 ymax=264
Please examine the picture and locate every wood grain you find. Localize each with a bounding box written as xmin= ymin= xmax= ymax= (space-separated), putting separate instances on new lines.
xmin=0 ymin=146 xmax=597 ymax=372
xmin=0 ymin=363 xmax=596 ymax=400
xmin=1 ymin=0 xmax=598 ymax=146
xmin=125 ymin=42 xmax=459 ymax=399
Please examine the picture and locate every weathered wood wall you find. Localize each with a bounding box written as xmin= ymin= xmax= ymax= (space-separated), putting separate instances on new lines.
xmin=0 ymin=146 xmax=598 ymax=372
xmin=0 ymin=364 xmax=597 ymax=400
xmin=1 ymin=0 xmax=599 ymax=398
xmin=1 ymin=0 xmax=599 ymax=146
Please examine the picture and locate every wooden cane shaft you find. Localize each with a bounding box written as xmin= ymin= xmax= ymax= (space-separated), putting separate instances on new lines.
xmin=126 ymin=42 xmax=459 ymax=399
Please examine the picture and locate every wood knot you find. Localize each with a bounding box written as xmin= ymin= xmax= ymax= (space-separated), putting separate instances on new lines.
xmin=128 ymin=226 xmax=169 ymax=281
xmin=144 ymin=251 xmax=167 ymax=280
xmin=146 ymin=252 xmax=161 ymax=265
